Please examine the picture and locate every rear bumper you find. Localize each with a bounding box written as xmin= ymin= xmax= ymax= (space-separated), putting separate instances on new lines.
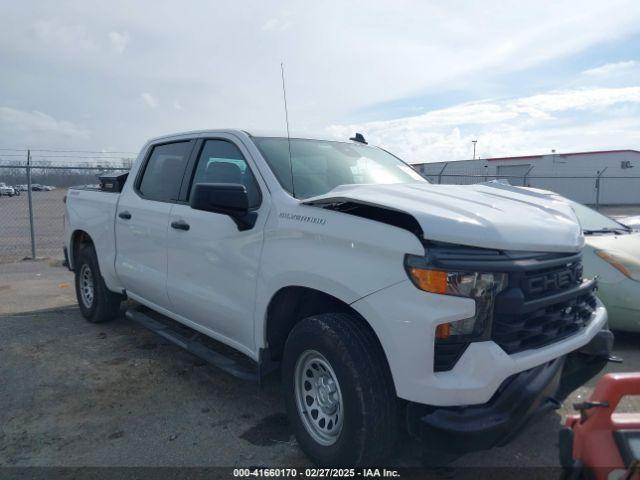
xmin=407 ymin=329 xmax=613 ymax=454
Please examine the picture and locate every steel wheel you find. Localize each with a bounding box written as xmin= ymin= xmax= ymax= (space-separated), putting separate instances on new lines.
xmin=294 ymin=349 xmax=344 ymax=446
xmin=79 ymin=263 xmax=95 ymax=309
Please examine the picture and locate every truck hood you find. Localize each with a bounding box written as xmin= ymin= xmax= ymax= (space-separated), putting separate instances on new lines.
xmin=303 ymin=182 xmax=584 ymax=252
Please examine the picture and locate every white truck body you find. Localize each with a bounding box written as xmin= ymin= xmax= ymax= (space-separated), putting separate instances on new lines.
xmin=64 ymin=129 xmax=611 ymax=463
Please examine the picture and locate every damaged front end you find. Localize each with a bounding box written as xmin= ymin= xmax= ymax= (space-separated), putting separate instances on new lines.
xmin=406 ymin=329 xmax=614 ymax=454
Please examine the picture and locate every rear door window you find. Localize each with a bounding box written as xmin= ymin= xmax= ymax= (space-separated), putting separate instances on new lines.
xmin=138 ymin=142 xmax=192 ymax=202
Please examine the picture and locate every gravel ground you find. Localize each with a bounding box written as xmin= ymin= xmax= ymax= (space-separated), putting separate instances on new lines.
xmin=1 ymin=260 xmax=640 ymax=472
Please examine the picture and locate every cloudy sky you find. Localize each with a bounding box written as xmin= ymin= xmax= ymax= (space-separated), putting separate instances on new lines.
xmin=1 ymin=0 xmax=639 ymax=163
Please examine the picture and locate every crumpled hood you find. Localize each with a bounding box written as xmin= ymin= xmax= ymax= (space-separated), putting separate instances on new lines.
xmin=303 ymin=182 xmax=584 ymax=252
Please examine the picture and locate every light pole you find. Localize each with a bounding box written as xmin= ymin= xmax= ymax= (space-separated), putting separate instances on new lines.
xmin=472 ymin=140 xmax=477 ymax=160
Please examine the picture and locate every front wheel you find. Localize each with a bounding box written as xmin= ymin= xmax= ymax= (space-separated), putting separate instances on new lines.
xmin=282 ymin=313 xmax=398 ymax=466
xmin=74 ymin=245 xmax=123 ymax=323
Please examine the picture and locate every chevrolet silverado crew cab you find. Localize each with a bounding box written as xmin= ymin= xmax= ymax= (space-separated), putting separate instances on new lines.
xmin=64 ymin=129 xmax=613 ymax=466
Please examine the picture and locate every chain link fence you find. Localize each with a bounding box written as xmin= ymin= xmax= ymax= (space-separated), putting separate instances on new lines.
xmin=419 ymin=162 xmax=640 ymax=208
xmin=1 ymin=150 xmax=133 ymax=263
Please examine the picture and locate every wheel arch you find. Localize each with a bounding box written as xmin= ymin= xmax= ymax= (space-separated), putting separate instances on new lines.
xmin=264 ymin=286 xmax=391 ymax=372
xmin=69 ymin=229 xmax=94 ymax=271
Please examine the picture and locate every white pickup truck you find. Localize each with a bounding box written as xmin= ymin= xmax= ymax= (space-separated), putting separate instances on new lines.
xmin=64 ymin=129 xmax=612 ymax=465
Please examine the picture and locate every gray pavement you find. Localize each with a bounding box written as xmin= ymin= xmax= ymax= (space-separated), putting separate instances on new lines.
xmin=1 ymin=259 xmax=639 ymax=468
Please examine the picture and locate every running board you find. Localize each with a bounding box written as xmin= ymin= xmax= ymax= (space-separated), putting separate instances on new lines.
xmin=125 ymin=308 xmax=259 ymax=382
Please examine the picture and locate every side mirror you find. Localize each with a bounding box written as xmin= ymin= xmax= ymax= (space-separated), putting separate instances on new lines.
xmin=190 ymin=183 xmax=257 ymax=231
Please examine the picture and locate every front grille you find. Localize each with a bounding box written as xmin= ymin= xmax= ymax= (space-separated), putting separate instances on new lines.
xmin=493 ymin=287 xmax=597 ymax=354
xmin=520 ymin=260 xmax=583 ymax=299
xmin=428 ymin=249 xmax=598 ymax=372
xmin=492 ymin=257 xmax=597 ymax=355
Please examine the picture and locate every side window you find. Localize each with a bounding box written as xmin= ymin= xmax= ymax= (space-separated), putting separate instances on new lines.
xmin=190 ymin=140 xmax=261 ymax=209
xmin=138 ymin=142 xmax=191 ymax=202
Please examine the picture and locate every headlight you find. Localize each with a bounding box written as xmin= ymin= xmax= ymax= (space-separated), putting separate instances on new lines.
xmin=595 ymin=250 xmax=640 ymax=282
xmin=406 ymin=263 xmax=508 ymax=340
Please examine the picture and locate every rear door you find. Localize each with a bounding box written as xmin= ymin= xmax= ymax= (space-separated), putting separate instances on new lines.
xmin=166 ymin=135 xmax=268 ymax=352
xmin=115 ymin=140 xmax=194 ymax=309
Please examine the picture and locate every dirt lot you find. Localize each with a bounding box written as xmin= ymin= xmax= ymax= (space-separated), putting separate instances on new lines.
xmin=1 ymin=259 xmax=640 ymax=473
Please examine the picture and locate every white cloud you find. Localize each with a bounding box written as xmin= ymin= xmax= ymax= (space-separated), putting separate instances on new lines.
xmin=141 ymin=93 xmax=159 ymax=109
xmin=108 ymin=31 xmax=129 ymax=53
xmin=261 ymin=14 xmax=292 ymax=32
xmin=514 ymin=87 xmax=640 ymax=114
xmin=582 ymin=60 xmax=639 ymax=77
xmin=0 ymin=106 xmax=89 ymax=143
xmin=31 ymin=18 xmax=97 ymax=54
xmin=1 ymin=1 xmax=640 ymax=151
xmin=328 ymin=87 xmax=640 ymax=163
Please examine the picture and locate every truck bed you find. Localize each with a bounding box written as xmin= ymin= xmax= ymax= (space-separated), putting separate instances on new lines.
xmin=65 ymin=188 xmax=121 ymax=291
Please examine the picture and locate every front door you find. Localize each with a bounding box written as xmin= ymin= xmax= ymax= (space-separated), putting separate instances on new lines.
xmin=166 ymin=137 xmax=267 ymax=353
xmin=115 ymin=140 xmax=193 ymax=309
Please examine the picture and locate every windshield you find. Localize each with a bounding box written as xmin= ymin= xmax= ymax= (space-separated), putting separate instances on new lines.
xmin=253 ymin=137 xmax=427 ymax=199
xmin=569 ymin=201 xmax=630 ymax=234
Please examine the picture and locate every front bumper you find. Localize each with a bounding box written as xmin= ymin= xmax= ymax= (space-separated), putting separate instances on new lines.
xmin=351 ymin=279 xmax=609 ymax=406
xmin=406 ymin=329 xmax=614 ymax=454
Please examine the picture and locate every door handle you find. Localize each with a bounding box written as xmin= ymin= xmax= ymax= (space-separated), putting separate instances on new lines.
xmin=171 ymin=219 xmax=190 ymax=231
xmin=118 ymin=211 xmax=132 ymax=220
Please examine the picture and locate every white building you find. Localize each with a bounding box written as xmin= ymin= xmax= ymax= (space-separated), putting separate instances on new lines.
xmin=414 ymin=149 xmax=640 ymax=205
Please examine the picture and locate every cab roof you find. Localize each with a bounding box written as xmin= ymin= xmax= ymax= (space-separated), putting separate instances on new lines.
xmin=146 ymin=129 xmax=363 ymax=145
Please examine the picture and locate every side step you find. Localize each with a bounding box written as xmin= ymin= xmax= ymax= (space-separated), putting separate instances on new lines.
xmin=125 ymin=307 xmax=259 ymax=382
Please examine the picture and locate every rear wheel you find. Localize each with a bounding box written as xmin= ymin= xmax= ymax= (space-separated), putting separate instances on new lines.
xmin=282 ymin=313 xmax=398 ymax=466
xmin=74 ymin=245 xmax=123 ymax=323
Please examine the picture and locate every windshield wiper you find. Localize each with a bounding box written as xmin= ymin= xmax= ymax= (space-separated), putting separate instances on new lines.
xmin=583 ymin=227 xmax=631 ymax=235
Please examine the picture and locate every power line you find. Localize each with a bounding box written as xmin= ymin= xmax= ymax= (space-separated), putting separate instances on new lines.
xmin=0 ymin=147 xmax=137 ymax=154
xmin=29 ymin=154 xmax=135 ymax=159
xmin=30 ymin=149 xmax=137 ymax=154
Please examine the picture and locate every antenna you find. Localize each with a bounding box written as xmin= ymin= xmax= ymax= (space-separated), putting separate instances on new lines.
xmin=280 ymin=62 xmax=295 ymax=198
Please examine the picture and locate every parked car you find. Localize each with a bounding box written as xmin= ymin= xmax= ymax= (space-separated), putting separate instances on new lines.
xmin=64 ymin=130 xmax=611 ymax=465
xmin=619 ymin=215 xmax=640 ymax=232
xmin=512 ymin=186 xmax=640 ymax=333
xmin=568 ymin=202 xmax=640 ymax=332
xmin=31 ymin=184 xmax=43 ymax=191
xmin=0 ymin=182 xmax=15 ymax=196
xmin=42 ymin=185 xmax=55 ymax=191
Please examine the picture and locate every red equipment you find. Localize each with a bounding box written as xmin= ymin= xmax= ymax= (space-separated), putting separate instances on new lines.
xmin=561 ymin=372 xmax=640 ymax=480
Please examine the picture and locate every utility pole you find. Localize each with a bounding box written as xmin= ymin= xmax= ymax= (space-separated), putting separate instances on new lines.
xmin=595 ymin=167 xmax=608 ymax=211
xmin=472 ymin=140 xmax=477 ymax=160
xmin=26 ymin=149 xmax=36 ymax=258
xmin=437 ymin=163 xmax=448 ymax=184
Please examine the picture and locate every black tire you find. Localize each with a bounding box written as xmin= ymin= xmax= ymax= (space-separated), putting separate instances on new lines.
xmin=282 ymin=313 xmax=398 ymax=466
xmin=74 ymin=244 xmax=123 ymax=323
